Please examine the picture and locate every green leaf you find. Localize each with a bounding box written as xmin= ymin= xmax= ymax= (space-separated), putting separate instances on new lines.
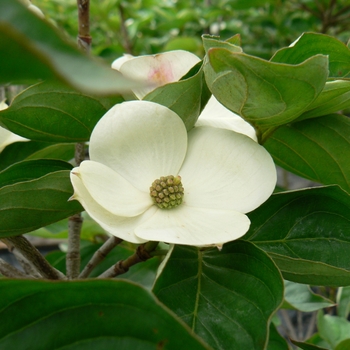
xmin=267 ymin=322 xmax=290 ymax=350
xmin=245 ymin=186 xmax=350 ymax=286
xmin=204 ymin=48 xmax=328 ymax=129
xmin=0 ymin=159 xmax=72 ymax=187
xmin=202 ymin=34 xmax=242 ymax=54
xmin=283 ymin=281 xmax=334 ymax=312
xmin=0 ymin=82 xmax=123 ymax=142
xmin=290 ymin=339 xmax=328 ymax=350
xmin=297 ymin=81 xmax=350 ymax=121
xmin=0 ymin=279 xmax=211 ymax=350
xmin=0 ymin=0 xmax=138 ymax=95
xmin=271 ymin=33 xmax=350 ymax=79
xmin=317 ymin=311 xmax=350 ymax=349
xmin=264 ymin=114 xmax=350 ymax=193
xmin=0 ymin=141 xmax=75 ymax=171
xmin=153 ymin=241 xmax=284 ymax=350
xmin=335 ymin=339 xmax=350 ymax=350
xmin=336 ymin=286 xmax=350 ymax=319
xmin=144 ymin=61 xmax=210 ymax=130
xmin=0 ymin=170 xmax=82 ymax=237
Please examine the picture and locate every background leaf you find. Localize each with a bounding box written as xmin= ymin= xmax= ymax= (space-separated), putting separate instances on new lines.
xmin=265 ymin=114 xmax=350 ymax=193
xmin=0 ymin=0 xmax=138 ymax=94
xmin=317 ymin=311 xmax=350 ymax=349
xmin=267 ymin=322 xmax=290 ymax=350
xmin=283 ymin=281 xmax=334 ymax=312
xmin=0 ymin=279 xmax=211 ymax=350
xmin=0 ymin=170 xmax=82 ymax=237
xmin=0 ymin=82 xmax=123 ymax=142
xmin=336 ymin=286 xmax=350 ymax=319
xmin=271 ymin=32 xmax=350 ymax=79
xmin=153 ymin=241 xmax=284 ymax=350
xmin=245 ymin=186 xmax=350 ymax=286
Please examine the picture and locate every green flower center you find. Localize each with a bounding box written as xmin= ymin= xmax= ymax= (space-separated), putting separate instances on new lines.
xmin=150 ymin=175 xmax=184 ymax=209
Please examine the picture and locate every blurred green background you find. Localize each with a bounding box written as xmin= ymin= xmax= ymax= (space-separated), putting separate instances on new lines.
xmin=33 ymin=0 xmax=350 ymax=60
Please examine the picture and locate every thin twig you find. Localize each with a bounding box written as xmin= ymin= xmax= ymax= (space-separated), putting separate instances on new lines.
xmin=279 ymin=309 xmax=298 ymax=340
xmin=0 ymin=258 xmax=35 ymax=279
xmin=79 ymin=236 xmax=123 ymax=278
xmin=8 ymin=246 xmax=42 ymax=278
xmin=2 ymin=236 xmax=65 ymax=280
xmin=98 ymin=241 xmax=158 ymax=278
xmin=118 ymin=3 xmax=133 ymax=54
xmin=305 ymin=311 xmax=317 ymax=340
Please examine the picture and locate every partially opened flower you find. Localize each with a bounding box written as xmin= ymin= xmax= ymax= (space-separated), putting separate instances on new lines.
xmin=112 ymin=50 xmax=201 ymax=99
xmin=112 ymin=50 xmax=257 ymax=139
xmin=0 ymin=101 xmax=28 ymax=152
xmin=70 ymin=100 xmax=276 ymax=247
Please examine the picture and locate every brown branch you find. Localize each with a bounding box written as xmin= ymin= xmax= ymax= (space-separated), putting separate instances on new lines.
xmin=0 ymin=258 xmax=35 ymax=279
xmin=118 ymin=3 xmax=133 ymax=54
xmin=66 ymin=143 xmax=86 ymax=279
xmin=98 ymin=241 xmax=158 ymax=278
xmin=2 ymin=236 xmax=65 ymax=280
xmin=79 ymin=236 xmax=123 ymax=278
xmin=77 ymin=0 xmax=91 ymax=53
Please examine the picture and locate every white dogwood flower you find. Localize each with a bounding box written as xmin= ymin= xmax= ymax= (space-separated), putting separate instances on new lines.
xmin=111 ymin=50 xmax=201 ymax=99
xmin=70 ymin=101 xmax=276 ymax=247
xmin=0 ymin=101 xmax=28 ymax=152
xmin=112 ymin=50 xmax=257 ymax=140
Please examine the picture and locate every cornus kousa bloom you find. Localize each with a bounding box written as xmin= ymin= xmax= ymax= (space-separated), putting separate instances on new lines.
xmin=111 ymin=50 xmax=201 ymax=99
xmin=70 ymin=100 xmax=276 ymax=247
xmin=112 ymin=50 xmax=257 ymax=140
xmin=0 ymin=101 xmax=28 ymax=152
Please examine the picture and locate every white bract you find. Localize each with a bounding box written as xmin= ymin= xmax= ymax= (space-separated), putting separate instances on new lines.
xmin=70 ymin=100 xmax=276 ymax=247
xmin=0 ymin=101 xmax=28 ymax=152
xmin=112 ymin=50 xmax=257 ymax=140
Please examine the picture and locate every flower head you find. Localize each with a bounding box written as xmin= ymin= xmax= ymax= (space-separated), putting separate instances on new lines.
xmin=70 ymin=101 xmax=276 ymax=247
xmin=112 ymin=50 xmax=201 ymax=99
xmin=112 ymin=50 xmax=257 ymax=140
xmin=0 ymin=101 xmax=28 ymax=152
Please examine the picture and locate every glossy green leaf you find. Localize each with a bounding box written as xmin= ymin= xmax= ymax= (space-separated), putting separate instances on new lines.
xmin=265 ymin=114 xmax=350 ymax=193
xmin=271 ymin=33 xmax=350 ymax=79
xmin=144 ymin=61 xmax=210 ymax=130
xmin=297 ymin=81 xmax=350 ymax=121
xmin=0 ymin=141 xmax=75 ymax=171
xmin=0 ymin=0 xmax=138 ymax=94
xmin=153 ymin=241 xmax=284 ymax=350
xmin=0 ymin=82 xmax=123 ymax=142
xmin=0 ymin=170 xmax=82 ymax=237
xmin=290 ymin=339 xmax=328 ymax=350
xmin=0 ymin=279 xmax=211 ymax=350
xmin=267 ymin=322 xmax=290 ymax=350
xmin=283 ymin=281 xmax=334 ymax=312
xmin=0 ymin=159 xmax=72 ymax=187
xmin=245 ymin=186 xmax=350 ymax=286
xmin=317 ymin=311 xmax=350 ymax=349
xmin=336 ymin=286 xmax=350 ymax=319
xmin=204 ymin=48 xmax=328 ymax=129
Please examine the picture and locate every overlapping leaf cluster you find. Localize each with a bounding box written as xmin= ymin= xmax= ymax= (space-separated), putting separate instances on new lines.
xmin=1 ymin=1 xmax=350 ymax=349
